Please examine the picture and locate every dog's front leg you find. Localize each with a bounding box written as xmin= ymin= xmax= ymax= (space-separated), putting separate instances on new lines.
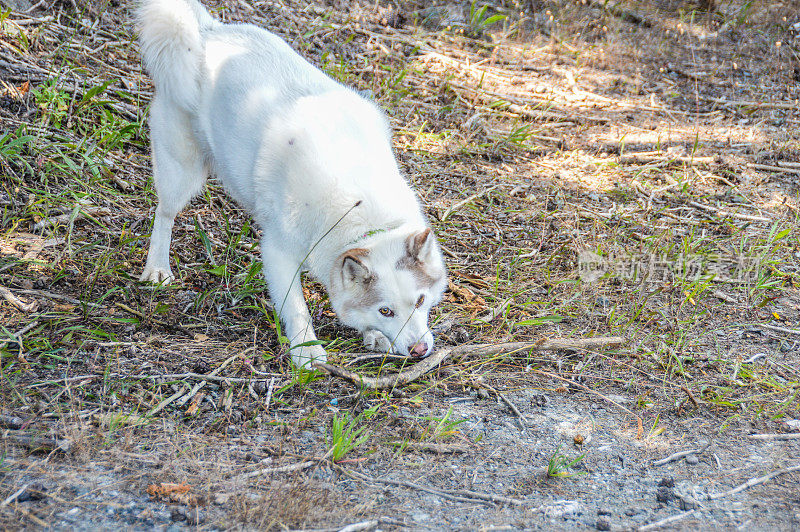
xmin=140 ymin=205 xmax=177 ymax=283
xmin=261 ymin=245 xmax=326 ymax=368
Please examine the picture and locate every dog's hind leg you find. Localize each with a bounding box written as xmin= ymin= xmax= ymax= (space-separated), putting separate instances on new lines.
xmin=260 ymin=242 xmax=326 ymax=368
xmin=140 ymin=97 xmax=208 ymax=284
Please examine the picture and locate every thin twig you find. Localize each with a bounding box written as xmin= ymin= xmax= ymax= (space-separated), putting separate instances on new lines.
xmin=176 ymin=352 xmax=243 ymax=407
xmin=746 ymin=433 xmax=800 ymax=441
xmin=756 ymin=323 xmax=800 ymax=337
xmin=708 ymin=464 xmax=800 ymax=500
xmin=234 ymin=460 xmax=317 ymax=480
xmin=440 ymin=185 xmax=498 ymax=222
xmin=0 ymin=484 xmax=29 ymax=507
xmin=637 ymin=510 xmax=698 ymax=531
xmin=346 ymin=470 xmax=523 ymax=506
xmin=653 ymin=441 xmax=712 ymax=466
xmin=688 ymin=200 xmax=770 ymax=223
xmin=146 ymin=384 xmax=190 ymax=417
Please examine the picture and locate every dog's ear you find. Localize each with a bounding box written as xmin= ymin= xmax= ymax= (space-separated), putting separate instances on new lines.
xmin=405 ymin=228 xmax=435 ymax=263
xmin=341 ymin=248 xmax=372 ymax=286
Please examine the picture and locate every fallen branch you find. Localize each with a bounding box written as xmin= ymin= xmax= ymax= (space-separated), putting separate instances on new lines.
xmin=708 ymin=463 xmax=800 ymax=500
xmin=313 ymin=337 xmax=625 ymax=389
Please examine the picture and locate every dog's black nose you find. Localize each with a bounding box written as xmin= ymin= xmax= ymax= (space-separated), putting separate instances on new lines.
xmin=409 ymin=342 xmax=428 ymax=357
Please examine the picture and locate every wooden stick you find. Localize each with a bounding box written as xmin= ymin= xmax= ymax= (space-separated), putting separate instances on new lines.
xmin=619 ymin=154 xmax=717 ymax=166
xmin=347 ymin=470 xmax=523 ymax=506
xmin=0 ymin=286 xmax=37 ymax=313
xmin=746 ymin=433 xmax=800 ymax=441
xmin=440 ymin=185 xmax=498 ymax=222
xmin=637 ymin=510 xmax=698 ymax=531
xmin=757 ymin=323 xmax=800 ymax=337
xmin=708 ymin=464 xmax=800 ymax=500
xmin=688 ymin=201 xmax=771 ymax=223
xmin=314 ymin=337 xmax=625 ymax=389
xmin=748 ymin=163 xmax=800 ymax=176
xmin=653 ymin=441 xmax=712 ymax=466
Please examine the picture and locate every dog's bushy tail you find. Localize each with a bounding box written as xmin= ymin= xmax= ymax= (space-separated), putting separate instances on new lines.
xmin=136 ymin=0 xmax=217 ymax=111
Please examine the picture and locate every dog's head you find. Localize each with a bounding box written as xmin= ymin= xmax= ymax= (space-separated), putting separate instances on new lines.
xmin=329 ymin=228 xmax=447 ymax=357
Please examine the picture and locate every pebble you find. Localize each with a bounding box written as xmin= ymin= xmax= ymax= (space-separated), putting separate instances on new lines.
xmin=171 ymin=508 xmax=187 ymax=522
xmin=596 ymin=296 xmax=611 ymax=308
xmin=685 ymin=454 xmax=699 ymax=465
xmin=596 ymin=517 xmax=611 ymax=531
xmin=656 ymin=487 xmax=674 ymax=503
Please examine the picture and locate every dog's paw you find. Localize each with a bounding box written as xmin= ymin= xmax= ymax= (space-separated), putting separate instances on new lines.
xmin=291 ymin=344 xmax=327 ymax=369
xmin=363 ymin=329 xmax=392 ymax=352
xmin=139 ymin=265 xmax=174 ymax=285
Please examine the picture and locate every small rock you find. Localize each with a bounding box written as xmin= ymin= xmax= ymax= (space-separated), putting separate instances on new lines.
xmin=656 ymin=487 xmax=674 ymax=503
xmin=530 ymin=393 xmax=549 ymax=407
xmin=171 ymin=508 xmax=187 ymax=522
xmin=596 ymin=296 xmax=611 ymax=308
xmin=679 ymin=497 xmax=699 ymax=510
xmin=596 ymin=517 xmax=611 ymax=531
xmin=452 ymin=327 xmax=470 ymax=343
xmin=685 ymin=454 xmax=699 ymax=465
xmin=540 ymin=500 xmax=582 ymax=518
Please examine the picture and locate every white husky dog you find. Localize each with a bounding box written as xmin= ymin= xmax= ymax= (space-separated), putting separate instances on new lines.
xmin=135 ymin=0 xmax=447 ymax=368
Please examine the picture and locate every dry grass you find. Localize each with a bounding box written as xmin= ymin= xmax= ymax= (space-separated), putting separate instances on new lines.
xmin=1 ymin=0 xmax=799 ymax=528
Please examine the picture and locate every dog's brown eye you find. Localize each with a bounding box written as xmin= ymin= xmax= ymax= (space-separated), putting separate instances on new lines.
xmin=379 ymin=307 xmax=394 ymax=317
xmin=415 ymin=295 xmax=425 ymax=308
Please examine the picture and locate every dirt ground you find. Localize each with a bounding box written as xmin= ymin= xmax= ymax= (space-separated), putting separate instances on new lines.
xmin=1 ymin=0 xmax=800 ymax=530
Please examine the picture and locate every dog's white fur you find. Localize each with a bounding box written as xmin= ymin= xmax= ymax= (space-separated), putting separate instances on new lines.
xmin=136 ymin=0 xmax=447 ymax=367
